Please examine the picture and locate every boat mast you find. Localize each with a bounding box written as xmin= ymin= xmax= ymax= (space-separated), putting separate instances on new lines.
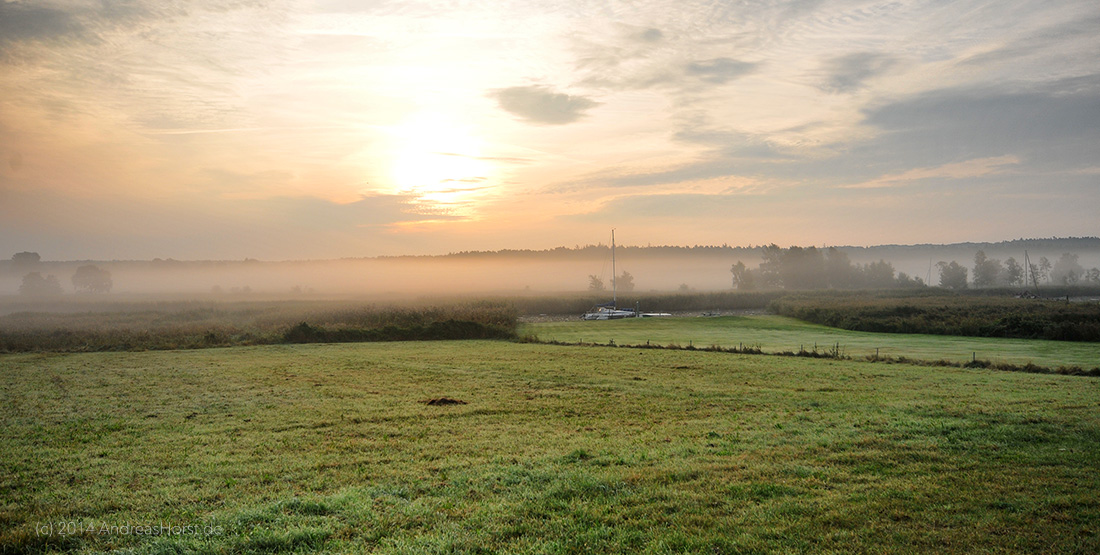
xmin=611 ymin=229 xmax=616 ymax=307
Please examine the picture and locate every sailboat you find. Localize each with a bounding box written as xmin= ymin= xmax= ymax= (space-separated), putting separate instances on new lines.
xmin=582 ymin=230 xmax=638 ymax=320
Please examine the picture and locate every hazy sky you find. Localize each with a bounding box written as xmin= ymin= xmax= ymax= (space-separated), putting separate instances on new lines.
xmin=1 ymin=0 xmax=1098 ymax=260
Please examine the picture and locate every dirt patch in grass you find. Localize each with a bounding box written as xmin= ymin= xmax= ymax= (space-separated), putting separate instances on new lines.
xmin=423 ymin=397 xmax=468 ymax=406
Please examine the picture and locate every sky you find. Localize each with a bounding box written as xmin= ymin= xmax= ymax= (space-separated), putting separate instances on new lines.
xmin=1 ymin=0 xmax=1098 ymax=261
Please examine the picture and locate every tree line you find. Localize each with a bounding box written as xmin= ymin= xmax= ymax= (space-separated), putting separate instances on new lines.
xmin=936 ymin=250 xmax=1098 ymax=290
xmin=12 ymin=252 xmax=113 ymax=296
xmin=730 ymin=246 xmax=1100 ymax=291
xmin=729 ymin=246 xmax=924 ymax=290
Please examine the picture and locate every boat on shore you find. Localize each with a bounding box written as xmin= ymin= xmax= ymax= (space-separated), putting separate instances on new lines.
xmin=583 ymin=230 xmax=631 ymax=320
xmin=582 ymin=230 xmax=669 ymax=320
xmin=582 ymin=301 xmax=637 ymax=320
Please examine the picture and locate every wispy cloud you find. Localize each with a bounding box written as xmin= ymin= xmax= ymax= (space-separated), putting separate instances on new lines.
xmin=685 ymin=58 xmax=758 ymax=84
xmin=839 ymin=156 xmax=1021 ymax=189
xmin=0 ymin=2 xmax=84 ymax=49
xmin=818 ymin=52 xmax=899 ymax=94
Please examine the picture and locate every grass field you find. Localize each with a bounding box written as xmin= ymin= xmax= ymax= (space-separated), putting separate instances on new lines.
xmin=2 ymin=340 xmax=1098 ymax=553
xmin=521 ymin=315 xmax=1100 ymax=369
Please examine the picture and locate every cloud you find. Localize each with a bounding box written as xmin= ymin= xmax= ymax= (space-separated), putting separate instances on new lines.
xmin=840 ymin=156 xmax=1021 ymax=189
xmin=0 ymin=2 xmax=83 ymax=48
xmin=819 ymin=52 xmax=898 ymax=94
xmin=259 ymin=194 xmax=461 ymax=231
xmin=639 ymin=27 xmax=663 ymax=43
xmin=671 ymin=120 xmax=792 ymax=159
xmin=685 ymin=58 xmax=757 ymax=84
xmin=573 ymin=193 xmax=727 ymax=220
xmin=436 ymin=152 xmax=536 ymax=165
xmin=490 ymin=85 xmax=600 ymax=125
xmin=860 ymin=78 xmax=1100 ymax=168
xmin=564 ymin=76 xmax=1100 ymax=195
xmin=0 ymin=186 xmax=460 ymax=259
xmin=961 ymin=13 xmax=1100 ymax=67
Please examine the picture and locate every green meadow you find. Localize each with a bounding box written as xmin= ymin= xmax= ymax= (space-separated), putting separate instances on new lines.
xmin=2 ymin=340 xmax=1098 ymax=553
xmin=521 ymin=315 xmax=1100 ymax=369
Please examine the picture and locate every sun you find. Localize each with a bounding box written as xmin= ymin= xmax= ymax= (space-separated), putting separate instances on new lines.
xmin=387 ymin=114 xmax=491 ymax=209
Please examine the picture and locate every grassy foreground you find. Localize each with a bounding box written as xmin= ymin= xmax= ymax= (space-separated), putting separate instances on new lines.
xmin=2 ymin=341 xmax=1099 ymax=553
xmin=521 ymin=315 xmax=1100 ymax=369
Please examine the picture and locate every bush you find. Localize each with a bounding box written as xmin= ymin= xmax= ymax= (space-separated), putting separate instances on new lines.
xmin=0 ymin=300 xmax=519 ymax=352
xmin=770 ymin=292 xmax=1100 ymax=342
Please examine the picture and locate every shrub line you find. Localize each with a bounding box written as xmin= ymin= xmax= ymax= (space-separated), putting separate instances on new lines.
xmin=517 ymin=335 xmax=1100 ymax=377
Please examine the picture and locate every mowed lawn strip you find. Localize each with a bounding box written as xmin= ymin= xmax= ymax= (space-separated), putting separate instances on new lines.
xmin=521 ymin=315 xmax=1100 ymax=369
xmin=1 ymin=341 xmax=1098 ymax=553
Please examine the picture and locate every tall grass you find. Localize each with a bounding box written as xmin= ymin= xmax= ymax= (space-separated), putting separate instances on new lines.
xmin=0 ymin=300 xmax=518 ymax=352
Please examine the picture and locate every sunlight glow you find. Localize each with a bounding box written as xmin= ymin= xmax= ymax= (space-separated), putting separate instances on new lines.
xmin=387 ymin=114 xmax=492 ymax=212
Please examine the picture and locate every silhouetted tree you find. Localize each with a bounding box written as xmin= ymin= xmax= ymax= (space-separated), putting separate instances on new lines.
xmin=972 ymin=250 xmax=1003 ymax=287
xmin=757 ymin=244 xmax=783 ymax=288
xmin=71 ymin=265 xmax=112 ymax=293
xmin=1085 ymin=268 xmax=1100 ymax=285
xmin=781 ymin=246 xmax=827 ymax=290
xmin=1038 ymin=257 xmax=1052 ymax=283
xmin=937 ymin=261 xmax=968 ymax=290
xmin=1027 ymin=261 xmax=1041 ymax=288
xmin=12 ymin=251 xmax=40 ymax=271
xmin=587 ymin=275 xmax=605 ymax=291
xmin=614 ymin=271 xmax=635 ymax=292
xmin=896 ymin=272 xmax=925 ymax=288
xmin=730 ymin=261 xmax=755 ymax=290
xmin=861 ymin=260 xmax=897 ymax=289
xmin=19 ymin=272 xmax=63 ymax=296
xmin=1001 ymin=257 xmax=1023 ymax=287
xmin=824 ymin=248 xmax=855 ymax=289
xmin=1051 ymin=253 xmax=1084 ymax=285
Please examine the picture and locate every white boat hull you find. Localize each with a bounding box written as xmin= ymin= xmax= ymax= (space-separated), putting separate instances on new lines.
xmin=582 ymin=307 xmax=636 ymax=320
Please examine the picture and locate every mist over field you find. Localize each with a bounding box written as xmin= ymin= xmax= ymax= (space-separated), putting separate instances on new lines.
xmin=3 ymin=1 xmax=1099 ymax=552
xmin=3 ymin=238 xmax=1099 ymax=304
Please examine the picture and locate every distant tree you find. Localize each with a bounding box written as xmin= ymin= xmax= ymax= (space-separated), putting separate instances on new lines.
xmin=781 ymin=246 xmax=827 ymax=290
xmin=1050 ymin=253 xmax=1084 ymax=285
xmin=587 ymin=275 xmax=605 ymax=292
xmin=757 ymin=244 xmax=783 ymax=288
xmin=614 ymin=271 xmax=635 ymax=292
xmin=678 ymin=283 xmax=692 ymax=292
xmin=71 ymin=265 xmax=112 ymax=293
xmin=896 ymin=272 xmax=925 ymax=288
xmin=1001 ymin=257 xmax=1023 ymax=287
xmin=1038 ymin=257 xmax=1052 ymax=283
xmin=730 ymin=261 xmax=755 ymax=290
xmin=1027 ymin=261 xmax=1042 ymax=288
xmin=972 ymin=250 xmax=1003 ymax=287
xmin=1086 ymin=268 xmax=1100 ymax=285
xmin=861 ymin=260 xmax=896 ymax=289
xmin=936 ymin=261 xmax=968 ymax=290
xmin=12 ymin=251 xmax=41 ymax=270
xmin=19 ymin=272 xmax=63 ymax=296
xmin=824 ymin=248 xmax=855 ymax=289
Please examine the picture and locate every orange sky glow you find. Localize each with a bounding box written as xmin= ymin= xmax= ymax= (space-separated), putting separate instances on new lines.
xmin=1 ymin=0 xmax=1098 ymax=260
